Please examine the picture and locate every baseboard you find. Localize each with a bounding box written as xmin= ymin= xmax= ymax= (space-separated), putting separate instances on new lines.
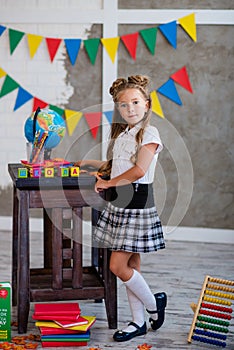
xmin=1 ymin=216 xmax=233 ymax=244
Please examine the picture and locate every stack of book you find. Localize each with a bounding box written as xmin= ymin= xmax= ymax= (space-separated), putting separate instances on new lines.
xmin=32 ymin=302 xmax=96 ymax=347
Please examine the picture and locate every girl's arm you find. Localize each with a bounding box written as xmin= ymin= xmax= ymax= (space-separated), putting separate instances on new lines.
xmin=95 ymin=143 xmax=158 ymax=192
xmin=74 ymin=159 xmax=106 ymax=169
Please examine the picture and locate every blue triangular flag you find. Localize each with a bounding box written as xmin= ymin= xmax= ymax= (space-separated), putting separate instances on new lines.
xmin=64 ymin=38 xmax=81 ymax=65
xmin=0 ymin=25 xmax=6 ymax=36
xmin=103 ymin=110 xmax=113 ymax=124
xmin=157 ymin=78 xmax=182 ymax=105
xmin=14 ymin=86 xmax=33 ymax=111
xmin=159 ymin=21 xmax=177 ymax=49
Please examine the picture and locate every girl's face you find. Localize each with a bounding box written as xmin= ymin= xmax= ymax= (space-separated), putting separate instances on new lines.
xmin=116 ymin=88 xmax=149 ymax=127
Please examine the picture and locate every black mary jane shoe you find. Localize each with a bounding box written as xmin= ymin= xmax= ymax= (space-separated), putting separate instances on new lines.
xmin=147 ymin=292 xmax=167 ymax=331
xmin=113 ymin=321 xmax=147 ymax=342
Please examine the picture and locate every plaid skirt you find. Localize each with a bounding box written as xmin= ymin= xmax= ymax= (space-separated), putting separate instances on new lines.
xmin=93 ymin=202 xmax=165 ymax=253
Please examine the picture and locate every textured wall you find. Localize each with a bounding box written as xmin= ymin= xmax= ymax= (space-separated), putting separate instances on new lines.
xmin=63 ymin=22 xmax=234 ymax=229
xmin=0 ymin=2 xmax=233 ymax=230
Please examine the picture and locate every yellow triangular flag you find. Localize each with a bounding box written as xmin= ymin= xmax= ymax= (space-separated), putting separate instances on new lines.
xmin=64 ymin=109 xmax=83 ymax=136
xmin=0 ymin=67 xmax=6 ymax=78
xmin=150 ymin=91 xmax=164 ymax=119
xmin=178 ymin=13 xmax=197 ymax=42
xmin=101 ymin=37 xmax=120 ymax=63
xmin=27 ymin=33 xmax=44 ymax=59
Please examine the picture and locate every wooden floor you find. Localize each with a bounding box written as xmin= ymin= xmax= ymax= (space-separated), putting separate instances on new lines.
xmin=0 ymin=229 xmax=233 ymax=350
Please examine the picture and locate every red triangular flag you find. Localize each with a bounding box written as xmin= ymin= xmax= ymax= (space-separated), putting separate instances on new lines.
xmin=121 ymin=32 xmax=139 ymax=60
xmin=32 ymin=97 xmax=48 ymax=112
xmin=45 ymin=38 xmax=62 ymax=62
xmin=84 ymin=112 xmax=102 ymax=139
xmin=171 ymin=66 xmax=193 ymax=93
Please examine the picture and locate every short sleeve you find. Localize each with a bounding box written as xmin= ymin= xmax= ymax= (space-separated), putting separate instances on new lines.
xmin=142 ymin=125 xmax=163 ymax=154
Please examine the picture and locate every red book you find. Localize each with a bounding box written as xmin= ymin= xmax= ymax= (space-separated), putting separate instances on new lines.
xmin=41 ymin=341 xmax=87 ymax=347
xmin=54 ymin=316 xmax=89 ymax=328
xmin=32 ymin=313 xmax=81 ymax=321
xmin=34 ymin=302 xmax=80 ymax=317
xmin=39 ymin=327 xmax=85 ymax=336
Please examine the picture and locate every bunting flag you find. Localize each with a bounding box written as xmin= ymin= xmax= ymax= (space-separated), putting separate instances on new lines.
xmin=8 ymin=28 xmax=25 ymax=54
xmin=150 ymin=90 xmax=164 ymax=118
xmin=0 ymin=13 xmax=196 ymax=64
xmin=45 ymin=38 xmax=62 ymax=62
xmin=121 ymin=32 xmax=139 ymax=60
xmin=101 ymin=37 xmax=120 ymax=63
xmin=64 ymin=39 xmax=82 ymax=65
xmin=103 ymin=110 xmax=113 ymax=124
xmin=178 ymin=13 xmax=197 ymax=42
xmin=139 ymin=27 xmax=158 ymax=55
xmin=0 ymin=67 xmax=6 ymax=78
xmin=0 ymin=75 xmax=19 ymax=98
xmin=0 ymin=25 xmax=6 ymax=36
xmin=157 ymin=78 xmax=182 ymax=105
xmin=27 ymin=33 xmax=43 ymax=59
xmin=83 ymin=38 xmax=100 ymax=65
xmin=49 ymin=104 xmax=64 ymax=116
xmin=14 ymin=87 xmax=33 ymax=111
xmin=64 ymin=109 xmax=83 ymax=136
xmin=32 ymin=97 xmax=48 ymax=111
xmin=158 ymin=21 xmax=177 ymax=49
xmin=84 ymin=112 xmax=102 ymax=139
xmin=0 ymin=66 xmax=192 ymax=136
xmin=170 ymin=66 xmax=193 ymax=93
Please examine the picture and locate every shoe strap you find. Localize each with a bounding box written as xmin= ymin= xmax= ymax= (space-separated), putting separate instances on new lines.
xmin=128 ymin=321 xmax=141 ymax=330
xmin=146 ymin=308 xmax=158 ymax=314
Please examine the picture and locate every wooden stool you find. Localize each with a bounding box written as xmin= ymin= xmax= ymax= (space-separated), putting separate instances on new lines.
xmin=9 ymin=163 xmax=117 ymax=334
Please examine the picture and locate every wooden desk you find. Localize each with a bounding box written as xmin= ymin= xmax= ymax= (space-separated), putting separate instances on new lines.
xmin=8 ymin=164 xmax=117 ymax=334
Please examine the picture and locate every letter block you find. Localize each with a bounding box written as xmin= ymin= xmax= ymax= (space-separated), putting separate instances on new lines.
xmin=31 ymin=168 xmax=42 ymax=178
xmin=70 ymin=167 xmax=80 ymax=177
xmin=18 ymin=168 xmax=28 ymax=178
xmin=58 ymin=167 xmax=69 ymax=177
xmin=44 ymin=168 xmax=54 ymax=178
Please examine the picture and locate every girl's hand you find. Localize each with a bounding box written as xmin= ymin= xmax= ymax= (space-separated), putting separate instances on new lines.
xmin=95 ymin=174 xmax=110 ymax=193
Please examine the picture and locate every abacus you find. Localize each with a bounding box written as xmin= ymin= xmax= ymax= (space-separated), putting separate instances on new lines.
xmin=188 ymin=275 xmax=234 ymax=348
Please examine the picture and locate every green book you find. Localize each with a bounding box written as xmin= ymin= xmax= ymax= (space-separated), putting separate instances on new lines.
xmin=0 ymin=282 xmax=11 ymax=342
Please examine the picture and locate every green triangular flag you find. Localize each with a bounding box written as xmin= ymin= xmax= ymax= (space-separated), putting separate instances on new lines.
xmin=0 ymin=75 xmax=20 ymax=98
xmin=9 ymin=28 xmax=25 ymax=54
xmin=49 ymin=104 xmax=64 ymax=116
xmin=83 ymin=38 xmax=100 ymax=65
xmin=139 ymin=27 xmax=157 ymax=55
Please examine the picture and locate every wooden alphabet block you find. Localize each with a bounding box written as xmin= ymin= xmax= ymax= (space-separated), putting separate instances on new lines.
xmin=18 ymin=168 xmax=28 ymax=178
xmin=44 ymin=168 xmax=54 ymax=178
xmin=30 ymin=168 xmax=42 ymax=178
xmin=70 ymin=167 xmax=80 ymax=177
xmin=58 ymin=167 xmax=69 ymax=177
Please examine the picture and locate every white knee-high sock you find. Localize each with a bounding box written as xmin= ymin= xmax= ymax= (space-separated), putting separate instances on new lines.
xmin=124 ymin=269 xmax=158 ymax=321
xmin=123 ymin=287 xmax=145 ymax=332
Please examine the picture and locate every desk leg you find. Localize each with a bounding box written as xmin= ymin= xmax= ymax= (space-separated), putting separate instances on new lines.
xmin=18 ymin=190 xmax=30 ymax=334
xmin=103 ymin=249 xmax=118 ymax=329
xmin=12 ymin=185 xmax=18 ymax=306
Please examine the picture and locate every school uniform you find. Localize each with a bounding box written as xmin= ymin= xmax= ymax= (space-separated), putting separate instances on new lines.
xmin=93 ymin=123 xmax=165 ymax=253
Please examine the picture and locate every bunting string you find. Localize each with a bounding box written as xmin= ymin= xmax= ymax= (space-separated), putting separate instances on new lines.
xmin=0 ymin=13 xmax=196 ymax=65
xmin=0 ymin=66 xmax=193 ymax=138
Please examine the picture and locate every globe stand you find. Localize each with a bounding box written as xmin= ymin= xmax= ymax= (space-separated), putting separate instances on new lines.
xmin=44 ymin=149 xmax=51 ymax=160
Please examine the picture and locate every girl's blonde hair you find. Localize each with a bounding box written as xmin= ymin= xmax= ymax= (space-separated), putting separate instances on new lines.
xmin=99 ymin=75 xmax=152 ymax=176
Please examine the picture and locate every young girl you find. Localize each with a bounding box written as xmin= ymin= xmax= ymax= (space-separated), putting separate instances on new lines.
xmin=77 ymin=75 xmax=167 ymax=342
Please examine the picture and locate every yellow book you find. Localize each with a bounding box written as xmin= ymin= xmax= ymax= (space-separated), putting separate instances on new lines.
xmin=35 ymin=316 xmax=96 ymax=332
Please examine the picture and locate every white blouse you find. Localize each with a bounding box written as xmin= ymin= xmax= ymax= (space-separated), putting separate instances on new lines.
xmin=111 ymin=123 xmax=163 ymax=184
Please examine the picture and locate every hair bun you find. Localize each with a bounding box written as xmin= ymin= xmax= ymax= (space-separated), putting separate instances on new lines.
xmin=128 ymin=75 xmax=150 ymax=89
xmin=109 ymin=78 xmax=127 ymax=96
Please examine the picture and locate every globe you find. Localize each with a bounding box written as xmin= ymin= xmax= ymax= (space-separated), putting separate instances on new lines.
xmin=24 ymin=108 xmax=66 ymax=149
